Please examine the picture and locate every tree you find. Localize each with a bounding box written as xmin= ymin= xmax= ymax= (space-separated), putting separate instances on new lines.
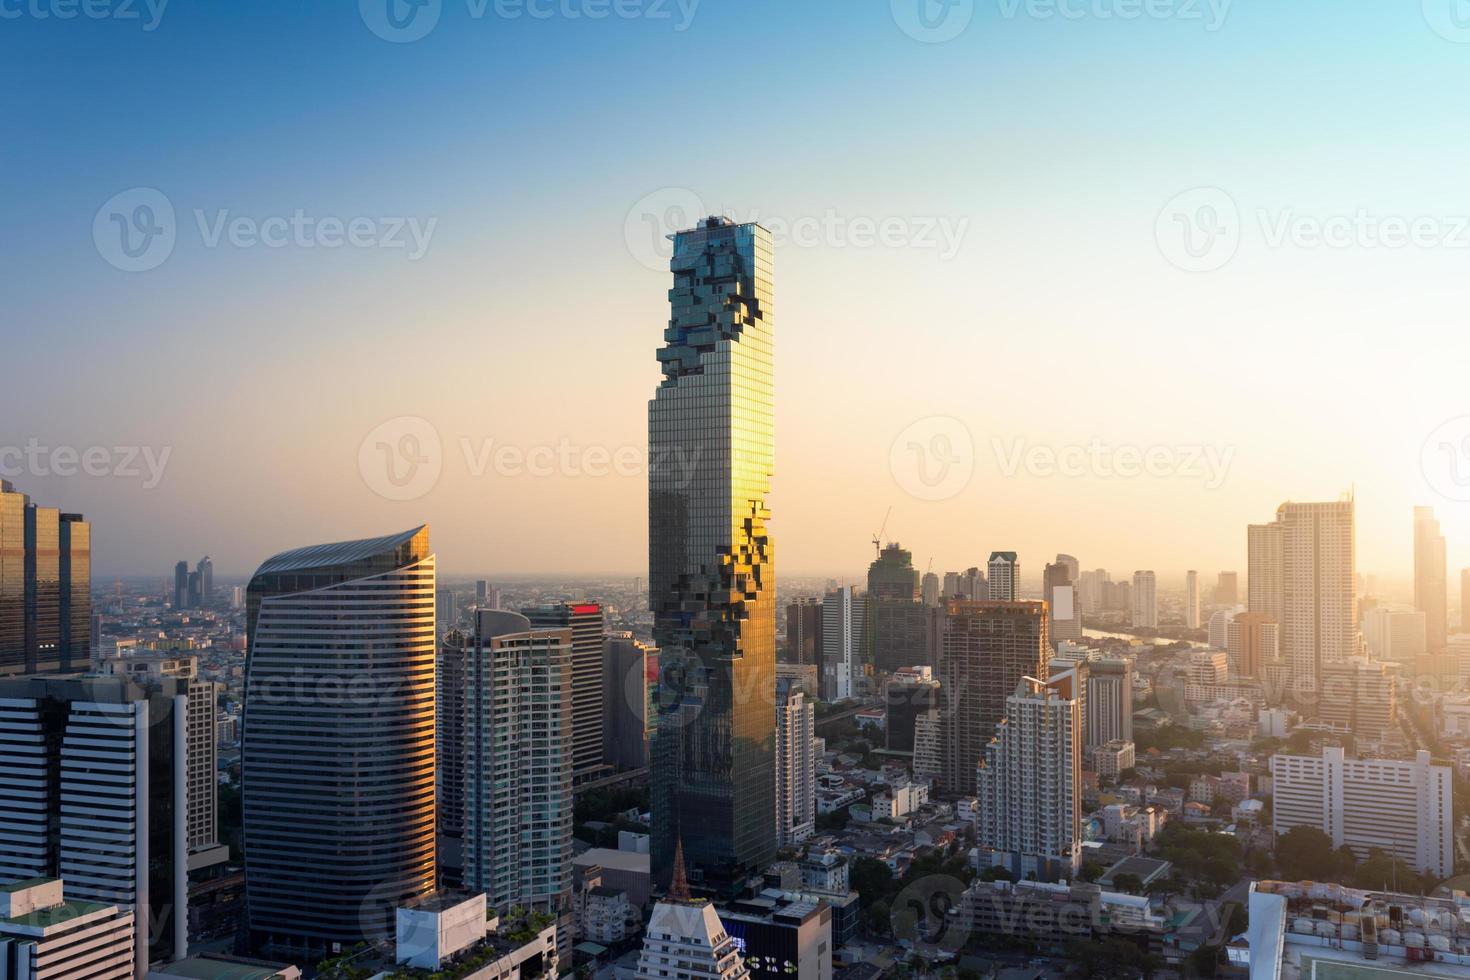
xmin=1079 ymin=862 xmax=1105 ymax=883
xmin=1275 ymin=826 xmax=1347 ymax=882
xmin=1069 ymin=939 xmax=1150 ymax=980
xmin=1187 ymin=944 xmax=1220 ymax=978
xmin=1111 ymin=872 xmax=1144 ymax=894
xmin=851 ymin=857 xmax=894 ymax=907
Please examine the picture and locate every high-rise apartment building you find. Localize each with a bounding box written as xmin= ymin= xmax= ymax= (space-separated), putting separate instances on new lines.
xmin=242 ymin=527 xmax=436 ymax=955
xmin=1043 ymin=557 xmax=1082 ymax=645
xmin=1247 ymin=522 xmax=1284 ymax=623
xmin=867 ymin=544 xmax=926 ymax=676
xmin=1130 ymin=571 xmax=1157 ymax=629
xmin=1084 ymin=658 xmax=1132 ymax=749
xmin=783 ymin=598 xmax=822 ymax=666
xmin=1226 ymin=612 xmax=1279 ymax=680
xmin=821 ymin=587 xmax=864 ymax=702
xmin=525 ymin=601 xmax=606 ymax=783
xmin=462 ymin=610 xmax=574 ymax=916
xmin=921 ymin=572 xmax=940 ymax=608
xmin=1252 ymin=500 xmax=1356 ymax=699
xmin=0 ymin=482 xmax=89 ymax=674
xmin=987 ymin=552 xmax=1019 ymax=601
xmin=1078 ymin=569 xmax=1109 ymax=615
xmin=1271 ymin=748 xmax=1451 ymax=878
xmin=437 ymin=626 xmax=470 ymax=885
xmin=1185 ymin=570 xmax=1200 ymax=629
xmin=605 ymin=632 xmax=655 ymax=771
xmin=977 ymin=674 xmax=1082 ymax=881
xmin=0 ymin=673 xmax=194 ymax=974
xmin=935 ymin=600 xmax=1048 ymax=793
xmin=437 ymin=587 xmax=457 ymax=634
xmin=649 ymin=217 xmax=776 ymax=895
xmin=775 ymin=676 xmax=816 ymax=847
xmin=1415 ymin=506 xmax=1448 ymax=653
xmin=1215 ymin=571 xmax=1239 ymax=606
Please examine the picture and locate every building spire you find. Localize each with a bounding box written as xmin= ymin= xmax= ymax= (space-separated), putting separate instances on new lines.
xmin=670 ymin=836 xmax=691 ymax=901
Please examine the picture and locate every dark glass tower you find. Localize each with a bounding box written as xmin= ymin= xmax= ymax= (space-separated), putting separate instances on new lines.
xmin=650 ymin=217 xmax=776 ymax=896
xmin=0 ymin=482 xmax=88 ymax=675
xmin=242 ymin=526 xmax=436 ymax=957
xmin=867 ymin=543 xmax=927 ymax=676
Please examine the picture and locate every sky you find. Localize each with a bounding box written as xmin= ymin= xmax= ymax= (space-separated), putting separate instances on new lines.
xmin=5 ymin=0 xmax=1470 ymax=587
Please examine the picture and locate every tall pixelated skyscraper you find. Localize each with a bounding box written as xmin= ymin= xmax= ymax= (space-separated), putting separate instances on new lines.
xmin=649 ymin=217 xmax=776 ymax=895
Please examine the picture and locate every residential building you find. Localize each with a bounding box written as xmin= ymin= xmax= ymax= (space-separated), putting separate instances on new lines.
xmin=783 ymin=598 xmax=822 ymax=666
xmin=1085 ymin=658 xmax=1133 ymax=748
xmin=1131 ymin=571 xmax=1157 ymax=629
xmin=1044 ymin=556 xmax=1082 ymax=644
xmin=1227 ymin=612 xmax=1279 ymax=680
xmin=525 ymin=601 xmax=606 ymax=784
xmin=1270 ymin=747 xmax=1452 ymax=877
xmin=987 ymin=552 xmax=1019 ymax=601
xmin=604 ymin=632 xmax=654 ymax=771
xmin=820 ymin=587 xmax=864 ymax=702
xmin=775 ymin=677 xmax=816 ymax=847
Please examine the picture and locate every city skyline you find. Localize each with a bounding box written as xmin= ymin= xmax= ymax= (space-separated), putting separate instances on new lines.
xmin=10 ymin=3 xmax=1470 ymax=581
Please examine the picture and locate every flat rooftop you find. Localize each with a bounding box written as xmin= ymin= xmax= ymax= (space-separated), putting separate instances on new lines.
xmin=151 ymin=956 xmax=292 ymax=980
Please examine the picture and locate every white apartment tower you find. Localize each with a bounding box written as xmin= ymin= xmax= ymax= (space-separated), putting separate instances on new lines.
xmin=1131 ymin=571 xmax=1157 ymax=629
xmin=988 ymin=553 xmax=1019 ymax=602
xmin=1267 ymin=500 xmax=1356 ymax=698
xmin=1271 ymin=747 xmax=1451 ymax=878
xmin=821 ymin=586 xmax=864 ymax=701
xmin=462 ymin=610 xmax=574 ymax=916
xmin=775 ymin=678 xmax=816 ymax=847
xmin=976 ymin=674 xmax=1083 ymax=881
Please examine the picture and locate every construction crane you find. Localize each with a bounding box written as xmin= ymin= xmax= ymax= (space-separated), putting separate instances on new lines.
xmin=871 ymin=506 xmax=891 ymax=560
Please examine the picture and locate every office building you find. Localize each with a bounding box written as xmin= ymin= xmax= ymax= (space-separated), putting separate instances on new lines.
xmin=719 ymin=896 xmax=832 ymax=980
xmin=525 ymin=601 xmax=606 ymax=783
xmin=1043 ymin=556 xmax=1082 ymax=645
xmin=1361 ymin=607 xmax=1425 ymax=661
xmin=1318 ymin=659 xmax=1395 ymax=740
xmin=987 ymin=552 xmax=1018 ymax=601
xmin=935 ymin=600 xmax=1048 ymax=794
xmin=1415 ymin=505 xmax=1448 ymax=653
xmin=1226 ymin=612 xmax=1279 ymax=680
xmin=921 ymin=572 xmax=940 ymax=608
xmin=0 ymin=672 xmax=194 ymax=973
xmin=820 ymin=587 xmax=863 ymax=701
xmin=604 ymin=632 xmax=654 ymax=771
xmin=884 ymin=665 xmax=939 ymax=753
xmin=437 ymin=626 xmax=470 ymax=884
xmin=1254 ymin=499 xmax=1356 ymax=699
xmin=436 ymin=587 xmax=457 ymax=634
xmin=174 ymin=559 xmax=189 ymax=611
xmin=1130 ymin=571 xmax=1156 ymax=629
xmin=0 ymin=879 xmax=135 ymax=980
xmin=1078 ymin=569 xmax=1109 ymax=615
xmin=242 ymin=527 xmax=437 ymax=955
xmin=476 ymin=579 xmax=488 ymax=605
xmin=649 ymin=217 xmax=776 ymax=895
xmin=462 ymin=610 xmax=574 ymax=915
xmin=783 ymin=598 xmax=822 ymax=666
xmin=866 ymin=544 xmax=926 ymax=676
xmin=197 ymin=556 xmax=213 ymax=603
xmin=1271 ymin=748 xmax=1452 ymax=877
xmin=1215 ymin=571 xmax=1239 ymax=606
xmin=1084 ymin=658 xmax=1132 ymax=749
xmin=0 ymin=483 xmax=89 ymax=674
xmin=977 ymin=674 xmax=1083 ymax=881
xmin=1185 ymin=570 xmax=1200 ymax=629
xmin=775 ymin=677 xmax=816 ymax=847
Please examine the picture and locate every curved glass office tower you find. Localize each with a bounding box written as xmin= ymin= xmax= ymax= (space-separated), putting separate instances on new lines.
xmin=242 ymin=526 xmax=436 ymax=956
xmin=649 ymin=217 xmax=777 ymax=895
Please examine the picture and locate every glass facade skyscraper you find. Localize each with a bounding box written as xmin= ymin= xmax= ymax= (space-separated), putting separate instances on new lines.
xmin=0 ymin=481 xmax=89 ymax=675
xmin=649 ymin=217 xmax=776 ymax=895
xmin=242 ymin=526 xmax=436 ymax=956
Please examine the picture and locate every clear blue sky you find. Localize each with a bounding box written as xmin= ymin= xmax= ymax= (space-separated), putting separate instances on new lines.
xmin=6 ymin=1 xmax=1470 ymax=583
